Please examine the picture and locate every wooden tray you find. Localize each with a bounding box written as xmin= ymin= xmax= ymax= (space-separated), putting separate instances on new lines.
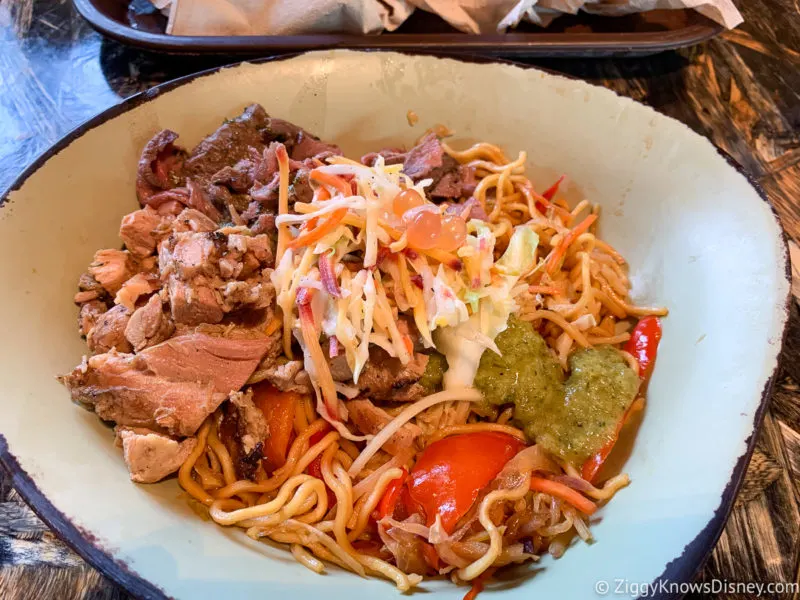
xmin=73 ymin=0 xmax=723 ymax=57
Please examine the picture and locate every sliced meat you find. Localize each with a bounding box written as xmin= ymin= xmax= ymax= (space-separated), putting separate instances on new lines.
xmin=290 ymin=129 xmax=340 ymax=160
xmin=79 ymin=300 xmax=108 ymax=338
xmin=119 ymin=207 xmax=169 ymax=257
xmin=183 ymin=104 xmax=270 ymax=187
xmin=115 ymin=273 xmax=160 ymax=312
xmin=403 ymin=133 xmax=468 ymax=199
xmin=228 ymin=390 xmax=267 ymax=455
xmin=262 ymin=118 xmax=340 ymax=161
xmin=164 ymin=231 xmax=219 ymax=279
xmin=219 ymin=280 xmax=273 ymax=313
xmin=60 ymin=352 xmax=226 ymax=437
xmin=144 ymin=188 xmax=189 ymax=211
xmin=259 ymin=360 xmax=312 ymax=394
xmin=228 ymin=233 xmax=272 ymax=264
xmin=136 ymin=130 xmax=186 ymax=203
xmin=139 ymin=332 xmax=273 ymax=394
xmin=346 ymin=399 xmax=421 ymax=455
xmin=116 ymin=427 xmax=197 ymax=484
xmin=159 ymin=229 xmax=276 ymax=326
xmin=391 ymin=383 xmax=427 ymax=403
xmin=360 ymin=148 xmax=406 ymax=167
xmin=356 ymin=351 xmax=429 ymax=401
xmin=443 ymin=196 xmax=487 ymax=221
xmin=429 ymin=168 xmax=465 ymax=199
xmin=159 ymin=231 xmax=224 ymax=326
xmin=211 ymin=158 xmax=256 ymax=193
xmin=166 ymin=276 xmax=224 ymax=326
xmin=218 ymin=390 xmax=268 ymax=480
xmin=253 ymin=143 xmax=279 ymax=184
xmin=74 ymin=290 xmax=100 ymax=303
xmin=249 ymin=173 xmax=280 ymax=208
xmin=75 ymin=273 xmax=111 ymax=306
xmin=185 ymin=179 xmax=222 ymax=223
xmin=328 ymin=354 xmax=354 ymax=382
xmin=401 ymin=133 xmax=445 ymax=181
xmin=250 ymin=213 xmax=277 ymax=235
xmin=88 ymin=249 xmax=137 ymax=295
xmin=87 ymin=304 xmax=133 ymax=354
xmin=77 ymin=272 xmax=107 ymax=296
xmin=125 ymin=293 xmax=175 ymax=351
xmin=240 ymin=201 xmax=260 ymax=222
xmin=171 ymin=208 xmax=218 ymax=234
xmin=289 ymin=167 xmax=314 ymax=204
xmin=459 ymin=166 xmax=478 ymax=197
xmin=363 ymin=134 xmax=471 ymax=200
xmin=247 ymin=144 xmax=319 ymax=213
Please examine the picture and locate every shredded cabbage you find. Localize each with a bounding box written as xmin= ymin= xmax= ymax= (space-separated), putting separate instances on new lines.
xmin=272 ymin=155 xmax=539 ymax=429
xmin=437 ymin=227 xmax=540 ymax=389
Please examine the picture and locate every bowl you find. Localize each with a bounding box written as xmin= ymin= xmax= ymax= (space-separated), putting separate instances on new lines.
xmin=0 ymin=50 xmax=790 ymax=599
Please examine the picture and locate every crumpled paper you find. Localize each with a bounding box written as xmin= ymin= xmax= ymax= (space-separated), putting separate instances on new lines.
xmin=154 ymin=0 xmax=742 ymax=36
xmin=498 ymin=0 xmax=743 ymax=31
xmin=163 ymin=0 xmax=413 ymax=36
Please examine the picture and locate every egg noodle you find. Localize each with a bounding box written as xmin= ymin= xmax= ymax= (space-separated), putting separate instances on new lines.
xmin=178 ymin=137 xmax=667 ymax=595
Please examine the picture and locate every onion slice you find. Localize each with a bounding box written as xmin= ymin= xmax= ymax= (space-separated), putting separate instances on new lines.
xmin=298 ymin=290 xmax=338 ymax=419
xmin=319 ymin=253 xmax=342 ymax=298
xmin=348 ymin=388 xmax=482 ymax=478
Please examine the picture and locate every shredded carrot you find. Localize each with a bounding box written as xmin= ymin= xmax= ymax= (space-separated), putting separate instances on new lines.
xmin=275 ymin=144 xmax=290 ymax=263
xmin=463 ymin=567 xmax=495 ymax=600
xmin=545 ymin=214 xmax=598 ymax=275
xmin=463 ymin=580 xmax=483 ymax=600
xmin=528 ymin=476 xmax=597 ymax=515
xmin=313 ymin=186 xmax=331 ymax=202
xmin=310 ymin=170 xmax=351 ymax=196
xmin=298 ymin=293 xmax=339 ymax=418
xmin=541 ymin=174 xmax=565 ymax=201
xmin=528 ymin=285 xmax=563 ymax=296
xmin=527 ymin=182 xmax=571 ymax=220
xmin=396 ymin=255 xmax=417 ymax=309
xmin=554 ymin=197 xmax=570 ymax=210
xmin=265 ymin=315 xmax=282 ymax=336
xmin=293 ymin=199 xmax=462 ymax=269
xmin=422 ymin=247 xmax=462 ymax=271
xmin=287 ymin=208 xmax=348 ymax=250
xmin=402 ymin=335 xmax=413 ymax=354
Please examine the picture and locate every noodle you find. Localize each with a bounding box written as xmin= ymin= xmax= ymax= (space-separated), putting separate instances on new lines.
xmin=162 ymin=131 xmax=669 ymax=595
xmin=348 ymin=388 xmax=482 ymax=478
xmin=427 ymin=423 xmax=526 ymax=444
xmin=458 ymin=475 xmax=531 ymax=581
xmin=292 ymin=543 xmax=325 ymax=574
xmin=520 ymin=310 xmax=590 ymax=348
xmin=348 ymin=468 xmax=404 ymax=541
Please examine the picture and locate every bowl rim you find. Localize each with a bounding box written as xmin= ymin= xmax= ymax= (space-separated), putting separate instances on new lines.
xmin=0 ymin=50 xmax=791 ymax=600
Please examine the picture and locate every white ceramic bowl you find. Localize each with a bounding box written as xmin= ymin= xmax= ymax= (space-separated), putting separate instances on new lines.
xmin=0 ymin=51 xmax=790 ymax=600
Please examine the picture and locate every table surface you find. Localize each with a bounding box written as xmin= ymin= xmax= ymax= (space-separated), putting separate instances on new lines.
xmin=1 ymin=1 xmax=799 ymax=598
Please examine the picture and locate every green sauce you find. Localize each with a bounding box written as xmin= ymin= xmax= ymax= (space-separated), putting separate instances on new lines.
xmin=419 ymin=352 xmax=447 ymax=393
xmin=472 ymin=316 xmax=639 ymax=466
xmin=473 ymin=316 xmax=564 ymax=420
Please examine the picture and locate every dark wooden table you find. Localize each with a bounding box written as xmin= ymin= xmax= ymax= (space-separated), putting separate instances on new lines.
xmin=1 ymin=1 xmax=799 ymax=599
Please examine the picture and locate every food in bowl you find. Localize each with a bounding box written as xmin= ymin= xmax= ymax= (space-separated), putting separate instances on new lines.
xmin=59 ymin=103 xmax=666 ymax=595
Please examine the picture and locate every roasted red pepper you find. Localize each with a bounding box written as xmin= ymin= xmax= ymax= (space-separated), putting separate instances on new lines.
xmin=624 ymin=316 xmax=663 ymax=386
xmin=252 ymin=382 xmax=298 ymax=472
xmin=373 ymin=467 xmax=408 ymax=521
xmin=541 ymin=174 xmax=565 ymax=201
xmin=306 ymin=425 xmax=336 ymax=507
xmin=535 ymin=174 xmax=566 ymax=213
xmin=405 ymin=432 xmax=525 ymax=533
xmin=582 ymin=317 xmax=662 ymax=482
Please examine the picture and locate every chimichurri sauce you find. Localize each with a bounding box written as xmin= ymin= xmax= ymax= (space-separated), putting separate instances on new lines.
xmin=473 ymin=316 xmax=639 ymax=465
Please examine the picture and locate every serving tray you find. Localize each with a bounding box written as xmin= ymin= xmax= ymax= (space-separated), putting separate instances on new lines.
xmin=73 ymin=0 xmax=723 ymax=57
